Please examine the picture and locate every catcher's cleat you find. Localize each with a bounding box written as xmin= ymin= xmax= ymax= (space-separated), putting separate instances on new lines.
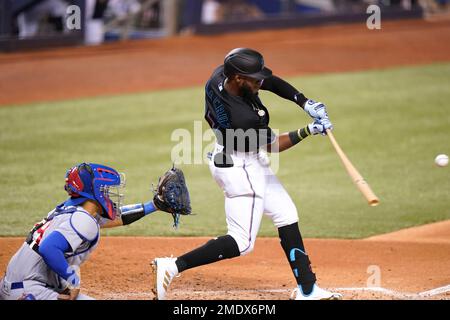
xmin=151 ymin=257 xmax=178 ymax=300
xmin=290 ymin=284 xmax=343 ymax=300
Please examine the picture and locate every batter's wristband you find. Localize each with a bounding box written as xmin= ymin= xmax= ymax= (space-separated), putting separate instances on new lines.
xmin=300 ymin=126 xmax=311 ymax=138
xmin=288 ymin=126 xmax=311 ymax=146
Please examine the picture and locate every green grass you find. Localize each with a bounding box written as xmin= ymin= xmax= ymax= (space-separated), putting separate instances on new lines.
xmin=1 ymin=63 xmax=449 ymax=238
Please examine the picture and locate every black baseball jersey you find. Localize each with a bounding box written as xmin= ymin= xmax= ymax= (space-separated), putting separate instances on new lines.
xmin=204 ymin=65 xmax=307 ymax=152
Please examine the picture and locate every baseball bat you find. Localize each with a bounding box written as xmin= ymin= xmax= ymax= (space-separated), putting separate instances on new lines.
xmin=326 ymin=129 xmax=379 ymax=206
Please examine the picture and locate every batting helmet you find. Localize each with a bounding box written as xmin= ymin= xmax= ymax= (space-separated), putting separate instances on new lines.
xmin=223 ymin=48 xmax=272 ymax=80
xmin=64 ymin=163 xmax=125 ymax=220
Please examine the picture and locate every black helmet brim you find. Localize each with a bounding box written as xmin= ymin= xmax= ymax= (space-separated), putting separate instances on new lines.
xmin=245 ymin=66 xmax=272 ymax=80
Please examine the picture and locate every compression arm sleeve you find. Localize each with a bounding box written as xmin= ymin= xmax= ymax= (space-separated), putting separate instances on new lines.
xmin=261 ymin=75 xmax=308 ymax=107
xmin=39 ymin=231 xmax=79 ymax=284
xmin=120 ymin=201 xmax=157 ymax=226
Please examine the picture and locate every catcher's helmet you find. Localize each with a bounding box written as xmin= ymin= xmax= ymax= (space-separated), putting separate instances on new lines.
xmin=64 ymin=163 xmax=125 ymax=220
xmin=223 ymin=48 xmax=272 ymax=80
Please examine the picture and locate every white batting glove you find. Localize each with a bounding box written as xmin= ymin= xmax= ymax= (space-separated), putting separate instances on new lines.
xmin=308 ymin=119 xmax=333 ymax=136
xmin=320 ymin=118 xmax=333 ymax=131
xmin=303 ymin=99 xmax=329 ymax=120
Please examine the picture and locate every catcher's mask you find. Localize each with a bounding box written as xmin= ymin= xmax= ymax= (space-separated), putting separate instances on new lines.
xmin=64 ymin=163 xmax=125 ymax=220
xmin=223 ymin=48 xmax=272 ymax=81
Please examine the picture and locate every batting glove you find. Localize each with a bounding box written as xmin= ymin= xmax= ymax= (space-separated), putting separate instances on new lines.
xmin=303 ymin=99 xmax=329 ymax=120
xmin=320 ymin=118 xmax=333 ymax=131
xmin=308 ymin=119 xmax=333 ymax=136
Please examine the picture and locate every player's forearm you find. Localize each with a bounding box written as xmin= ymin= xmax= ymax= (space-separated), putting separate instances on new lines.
xmin=100 ymin=217 xmax=124 ymax=228
xmin=106 ymin=201 xmax=157 ymax=228
xmin=266 ymin=133 xmax=294 ymax=153
xmin=266 ymin=126 xmax=311 ymax=153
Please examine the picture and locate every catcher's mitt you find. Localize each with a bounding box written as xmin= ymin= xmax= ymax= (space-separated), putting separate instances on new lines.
xmin=153 ymin=166 xmax=192 ymax=228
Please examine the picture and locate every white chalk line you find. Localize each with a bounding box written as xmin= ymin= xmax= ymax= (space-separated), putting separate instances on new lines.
xmin=98 ymin=285 xmax=450 ymax=300
xmin=419 ymin=284 xmax=450 ymax=297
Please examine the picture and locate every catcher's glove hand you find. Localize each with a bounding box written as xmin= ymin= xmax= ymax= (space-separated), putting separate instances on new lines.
xmin=153 ymin=166 xmax=192 ymax=228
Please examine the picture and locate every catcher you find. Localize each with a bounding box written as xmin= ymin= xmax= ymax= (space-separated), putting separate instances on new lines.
xmin=0 ymin=163 xmax=191 ymax=300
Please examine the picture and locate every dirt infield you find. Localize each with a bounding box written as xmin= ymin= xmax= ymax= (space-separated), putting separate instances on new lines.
xmin=1 ymin=19 xmax=450 ymax=106
xmin=1 ymin=19 xmax=450 ymax=300
xmin=365 ymin=220 xmax=450 ymax=244
xmin=1 ymin=221 xmax=449 ymax=300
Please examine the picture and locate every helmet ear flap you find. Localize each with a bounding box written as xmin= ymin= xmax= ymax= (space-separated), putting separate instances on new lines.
xmin=64 ymin=163 xmax=94 ymax=198
xmin=64 ymin=178 xmax=78 ymax=197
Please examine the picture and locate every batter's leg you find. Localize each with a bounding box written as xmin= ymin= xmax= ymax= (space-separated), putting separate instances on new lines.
xmin=263 ymin=170 xmax=316 ymax=294
xmin=175 ymin=235 xmax=240 ymax=273
xmin=278 ymin=223 xmax=317 ymax=294
xmin=176 ymin=182 xmax=266 ymax=272
xmin=152 ymin=162 xmax=265 ymax=300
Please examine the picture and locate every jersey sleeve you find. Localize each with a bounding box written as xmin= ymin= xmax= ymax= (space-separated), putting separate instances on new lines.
xmin=54 ymin=210 xmax=99 ymax=251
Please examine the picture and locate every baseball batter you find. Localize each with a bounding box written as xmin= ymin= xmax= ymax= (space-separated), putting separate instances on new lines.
xmin=153 ymin=48 xmax=342 ymax=300
xmin=0 ymin=162 xmax=189 ymax=300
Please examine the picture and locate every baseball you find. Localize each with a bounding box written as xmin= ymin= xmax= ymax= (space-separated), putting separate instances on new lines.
xmin=434 ymin=154 xmax=449 ymax=167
